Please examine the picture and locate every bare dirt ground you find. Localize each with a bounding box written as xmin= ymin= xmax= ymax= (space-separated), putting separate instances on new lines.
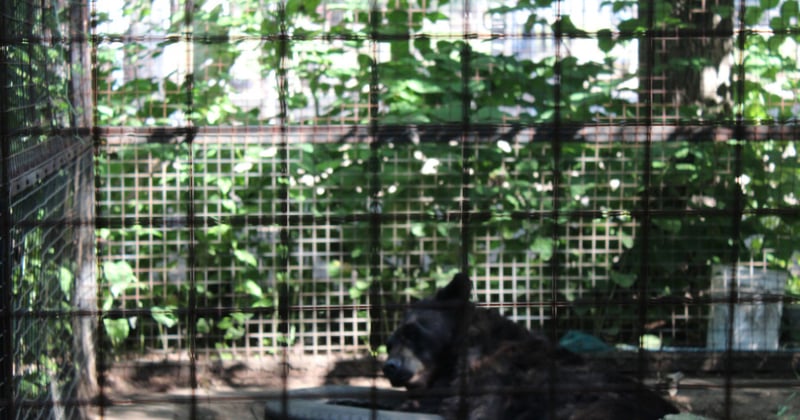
xmin=92 ymin=352 xmax=800 ymax=420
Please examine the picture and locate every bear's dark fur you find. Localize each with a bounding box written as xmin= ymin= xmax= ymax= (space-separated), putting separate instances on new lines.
xmin=383 ymin=273 xmax=678 ymax=419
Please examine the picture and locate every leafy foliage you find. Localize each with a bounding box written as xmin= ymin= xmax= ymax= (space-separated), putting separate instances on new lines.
xmin=97 ymin=0 xmax=800 ymax=351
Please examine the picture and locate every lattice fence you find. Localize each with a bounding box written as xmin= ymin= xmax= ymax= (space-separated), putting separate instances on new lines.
xmin=96 ymin=124 xmax=800 ymax=357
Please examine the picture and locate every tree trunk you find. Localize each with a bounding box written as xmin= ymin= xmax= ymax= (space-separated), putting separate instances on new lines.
xmin=69 ymin=1 xmax=97 ymax=417
xmin=639 ymin=0 xmax=734 ymax=119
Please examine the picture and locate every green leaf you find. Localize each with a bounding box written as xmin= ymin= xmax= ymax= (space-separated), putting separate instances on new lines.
xmin=221 ymin=199 xmax=237 ymax=212
xmin=59 ymin=266 xmax=73 ymax=296
xmin=151 ymin=306 xmax=178 ymax=328
xmin=744 ymin=7 xmax=764 ymax=26
xmin=505 ymin=194 xmax=521 ymax=209
xmin=207 ymin=223 xmax=231 ymax=237
xmin=217 ymin=316 xmax=233 ymax=330
xmin=760 ymin=0 xmax=780 ymax=9
xmin=405 ymin=79 xmax=443 ymax=94
xmin=610 ymin=271 xmax=636 ymax=288
xmin=674 ymin=147 xmax=690 ymax=159
xmin=523 ymin=14 xmax=539 ymax=35
xmin=351 ymin=247 xmax=363 ymax=259
xmin=620 ymin=233 xmax=634 ymax=249
xmin=234 ymin=249 xmax=258 ymax=267
xmin=224 ymin=325 xmax=245 ymax=340
xmin=767 ymin=35 xmax=787 ymax=52
xmin=769 ymin=16 xmax=786 ymax=31
xmin=425 ymin=11 xmax=448 ymax=23
xmin=327 ymin=260 xmax=341 ymax=277
xmin=759 ymin=215 xmax=781 ymax=230
xmin=242 ymin=279 xmax=263 ymax=297
xmin=218 ymin=177 xmax=233 ymax=195
xmin=103 ymin=318 xmax=131 ymax=346
xmin=553 ymin=16 xmax=588 ymax=37
xmin=743 ymin=234 xmax=765 ymax=254
xmin=252 ymin=297 xmax=273 ymax=308
xmin=196 ymin=318 xmax=211 ymax=334
xmin=103 ymin=260 xmax=137 ymax=297
xmin=652 ymin=218 xmax=682 ymax=233
xmin=261 ymin=146 xmax=278 ymax=158
xmin=411 ymin=223 xmax=426 ymax=237
xmin=102 ymin=294 xmax=114 ymax=311
xmin=530 ymin=237 xmax=554 ymax=261
xmin=782 ymin=0 xmax=799 ymax=16
xmin=231 ymin=312 xmax=253 ymax=323
xmin=97 ymin=105 xmax=114 ymax=117
xmin=233 ymin=161 xmax=253 ymax=173
xmin=610 ymin=0 xmax=636 ymax=12
xmin=597 ymin=29 xmax=615 ymax=53
xmin=618 ymin=18 xmax=645 ymax=35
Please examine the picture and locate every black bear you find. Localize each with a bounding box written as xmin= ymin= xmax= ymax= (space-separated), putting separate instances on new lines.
xmin=382 ymin=272 xmax=678 ymax=419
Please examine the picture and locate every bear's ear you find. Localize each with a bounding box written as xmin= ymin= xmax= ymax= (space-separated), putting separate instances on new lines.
xmin=434 ymin=272 xmax=472 ymax=302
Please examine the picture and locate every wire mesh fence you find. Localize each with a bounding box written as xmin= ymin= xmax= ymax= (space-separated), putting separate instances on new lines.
xmin=1 ymin=1 xmax=95 ymax=418
xmin=96 ymin=123 xmax=799 ymax=356
xmin=2 ymin=0 xmax=800 ymax=418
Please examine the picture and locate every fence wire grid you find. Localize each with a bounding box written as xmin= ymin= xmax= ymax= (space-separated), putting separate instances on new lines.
xmin=2 ymin=0 xmax=800 ymax=418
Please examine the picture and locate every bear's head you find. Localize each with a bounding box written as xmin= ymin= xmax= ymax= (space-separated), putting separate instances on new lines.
xmin=382 ymin=272 xmax=472 ymax=389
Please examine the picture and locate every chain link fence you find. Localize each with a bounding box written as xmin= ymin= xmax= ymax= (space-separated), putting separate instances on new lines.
xmin=2 ymin=0 xmax=800 ymax=418
xmin=1 ymin=1 xmax=95 ymax=418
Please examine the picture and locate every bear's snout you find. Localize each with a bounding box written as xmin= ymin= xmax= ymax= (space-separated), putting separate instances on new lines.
xmin=383 ymin=357 xmax=417 ymax=387
xmin=382 ymin=358 xmax=403 ymax=381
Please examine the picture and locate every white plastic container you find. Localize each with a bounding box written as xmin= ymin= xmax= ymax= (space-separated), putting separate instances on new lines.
xmin=706 ymin=265 xmax=786 ymax=351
